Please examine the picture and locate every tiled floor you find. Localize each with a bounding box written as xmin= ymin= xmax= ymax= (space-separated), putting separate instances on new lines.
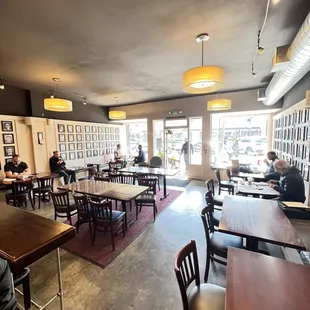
xmin=1 ymin=181 xmax=309 ymax=310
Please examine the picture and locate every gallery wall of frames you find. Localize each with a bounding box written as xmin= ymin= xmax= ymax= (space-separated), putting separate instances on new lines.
xmin=273 ymin=105 xmax=310 ymax=182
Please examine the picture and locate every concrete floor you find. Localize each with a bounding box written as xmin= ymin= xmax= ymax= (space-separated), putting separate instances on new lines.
xmin=1 ymin=181 xmax=310 ymax=310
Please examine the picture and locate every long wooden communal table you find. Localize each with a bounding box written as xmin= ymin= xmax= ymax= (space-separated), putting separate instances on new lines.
xmin=118 ymin=167 xmax=173 ymax=200
xmin=226 ymin=248 xmax=310 ymax=310
xmin=237 ymin=183 xmax=280 ymax=197
xmin=0 ymin=202 xmax=75 ymax=309
xmin=58 ymin=179 xmax=149 ymax=227
xmin=219 ymin=196 xmax=306 ymax=252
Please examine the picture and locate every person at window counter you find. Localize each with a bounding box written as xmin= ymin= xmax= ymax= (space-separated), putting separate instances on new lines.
xmin=114 ymin=144 xmax=123 ymax=160
xmin=264 ymin=151 xmax=280 ymax=181
xmin=269 ymin=160 xmax=305 ymax=203
xmin=4 ymin=154 xmax=30 ymax=179
xmin=49 ymin=151 xmax=76 ymax=184
xmin=134 ymin=145 xmax=146 ymax=165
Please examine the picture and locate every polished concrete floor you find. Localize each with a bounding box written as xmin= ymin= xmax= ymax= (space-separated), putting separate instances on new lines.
xmin=1 ymin=181 xmax=310 ymax=310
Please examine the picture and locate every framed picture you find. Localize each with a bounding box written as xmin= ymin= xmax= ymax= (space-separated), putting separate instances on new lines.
xmin=77 ymin=151 xmax=83 ymax=159
xmin=115 ymin=127 xmax=119 ymax=134
xmin=58 ymin=124 xmax=65 ymax=133
xmin=37 ymin=132 xmax=44 ymax=145
xmin=68 ymin=134 xmax=74 ymax=142
xmin=111 ymin=141 xmax=115 ymax=148
xmin=110 ymin=127 xmax=114 ymax=133
xmin=69 ymin=143 xmax=75 ymax=151
xmin=76 ymin=134 xmax=82 ymax=142
xmin=69 ymin=152 xmax=76 ymax=160
xmin=2 ymin=134 xmax=14 ymax=144
xmin=106 ymin=149 xmax=110 ymax=155
xmin=85 ymin=126 xmax=90 ymax=133
xmin=110 ymin=134 xmax=114 ymax=140
xmin=86 ymin=142 xmax=92 ymax=149
xmin=105 ymin=134 xmax=109 ymax=140
xmin=98 ymin=127 xmax=103 ymax=133
xmin=67 ymin=125 xmax=74 ymax=133
xmin=105 ymin=127 xmax=109 ymax=133
xmin=98 ymin=134 xmax=103 ymax=141
xmin=59 ymin=134 xmax=66 ymax=142
xmin=93 ymin=150 xmax=98 ymax=157
xmin=92 ymin=126 xmax=97 ymax=133
xmin=60 ymin=153 xmax=67 ymax=161
xmin=2 ymin=121 xmax=13 ymax=132
xmin=59 ymin=144 xmax=66 ymax=152
xmin=77 ymin=143 xmax=83 ymax=150
xmin=106 ymin=141 xmax=110 ymax=148
xmin=86 ymin=150 xmax=92 ymax=157
xmin=4 ymin=146 xmax=15 ymax=157
xmin=99 ymin=142 xmax=104 ymax=148
xmin=85 ymin=134 xmax=91 ymax=141
xmin=92 ymin=134 xmax=97 ymax=141
xmin=115 ymin=134 xmax=120 ymax=141
xmin=99 ymin=149 xmax=104 ymax=156
xmin=93 ymin=142 xmax=98 ymax=149
xmin=5 ymin=158 xmax=12 ymax=164
xmin=76 ymin=125 xmax=82 ymax=133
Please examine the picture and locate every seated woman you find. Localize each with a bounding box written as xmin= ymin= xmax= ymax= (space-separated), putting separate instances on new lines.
xmin=114 ymin=144 xmax=123 ymax=161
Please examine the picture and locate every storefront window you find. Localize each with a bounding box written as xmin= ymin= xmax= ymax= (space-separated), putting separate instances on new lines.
xmin=189 ymin=117 xmax=202 ymax=165
xmin=126 ymin=121 xmax=148 ymax=160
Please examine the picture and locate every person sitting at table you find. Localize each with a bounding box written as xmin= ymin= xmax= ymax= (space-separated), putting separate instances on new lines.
xmin=49 ymin=151 xmax=76 ymax=185
xmin=114 ymin=144 xmax=123 ymax=161
xmin=0 ymin=258 xmax=17 ymax=309
xmin=134 ymin=145 xmax=146 ymax=166
xmin=264 ymin=151 xmax=280 ymax=181
xmin=269 ymin=160 xmax=305 ymax=203
xmin=4 ymin=154 xmax=30 ymax=179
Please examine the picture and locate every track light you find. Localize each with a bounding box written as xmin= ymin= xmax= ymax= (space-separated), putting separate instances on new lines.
xmin=0 ymin=78 xmax=4 ymax=90
xmin=83 ymin=96 xmax=87 ymax=105
xmin=252 ymin=72 xmax=257 ymax=78
xmin=258 ymin=46 xmax=265 ymax=54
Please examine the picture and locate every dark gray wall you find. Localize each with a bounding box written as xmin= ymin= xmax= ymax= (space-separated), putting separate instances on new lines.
xmin=0 ymin=85 xmax=32 ymax=116
xmin=282 ymin=72 xmax=310 ymax=109
xmin=30 ymin=90 xmax=109 ymax=123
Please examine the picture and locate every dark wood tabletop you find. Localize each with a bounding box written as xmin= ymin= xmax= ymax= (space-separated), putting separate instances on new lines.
xmin=226 ymin=248 xmax=310 ymax=310
xmin=58 ymin=179 xmax=149 ymax=202
xmin=219 ymin=196 xmax=306 ymax=250
xmin=0 ymin=203 xmax=75 ymax=273
xmin=237 ymin=183 xmax=279 ymax=196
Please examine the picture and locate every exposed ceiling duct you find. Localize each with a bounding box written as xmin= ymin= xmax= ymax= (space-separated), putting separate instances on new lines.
xmin=263 ymin=12 xmax=310 ymax=106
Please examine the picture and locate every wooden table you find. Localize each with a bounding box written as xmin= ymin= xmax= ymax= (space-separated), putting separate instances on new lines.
xmin=0 ymin=202 xmax=75 ymax=309
xmin=219 ymin=196 xmax=306 ymax=251
xmin=226 ymin=248 xmax=310 ymax=310
xmin=119 ymin=167 xmax=170 ymax=200
xmin=237 ymin=183 xmax=279 ymax=197
xmin=3 ymin=172 xmax=52 ymax=185
xmin=58 ymin=179 xmax=149 ymax=227
xmin=231 ymin=172 xmax=265 ymax=181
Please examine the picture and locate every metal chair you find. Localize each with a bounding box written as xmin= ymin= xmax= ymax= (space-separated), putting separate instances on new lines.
xmin=50 ymin=190 xmax=77 ymax=225
xmin=32 ymin=175 xmax=54 ymax=209
xmin=5 ymin=179 xmax=34 ymax=209
xmin=174 ymin=240 xmax=226 ymax=310
xmin=89 ymin=199 xmax=126 ymax=250
xmin=215 ymin=169 xmax=234 ymax=195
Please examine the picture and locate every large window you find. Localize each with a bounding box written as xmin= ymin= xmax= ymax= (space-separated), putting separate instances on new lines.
xmin=189 ymin=117 xmax=202 ymax=165
xmin=126 ymin=120 xmax=148 ymax=160
xmin=211 ymin=114 xmax=270 ymax=171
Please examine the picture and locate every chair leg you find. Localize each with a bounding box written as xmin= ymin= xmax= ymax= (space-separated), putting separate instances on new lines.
xmin=68 ymin=213 xmax=72 ymax=226
xmin=129 ymin=201 xmax=132 ymax=211
xmin=54 ymin=212 xmax=57 ymax=221
xmin=76 ymin=219 xmax=80 ymax=234
xmin=135 ymin=203 xmax=139 ymax=220
xmin=111 ymin=226 xmax=115 ymax=251
xmin=29 ymin=194 xmax=34 ymax=210
xmin=38 ymin=192 xmax=41 ymax=209
xmin=204 ymin=251 xmax=211 ymax=283
xmin=88 ymin=220 xmax=92 ymax=241
xmin=153 ymin=204 xmax=156 ymax=221
xmin=122 ymin=219 xmax=126 ymax=237
xmin=218 ymin=186 xmax=221 ymax=195
xmin=92 ymin=225 xmax=97 ymax=246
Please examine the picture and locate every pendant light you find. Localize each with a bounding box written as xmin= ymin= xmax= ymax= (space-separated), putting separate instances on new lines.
xmin=44 ymin=78 xmax=73 ymax=112
xmin=207 ymin=94 xmax=231 ymax=111
xmin=182 ymin=34 xmax=224 ymax=94
xmin=109 ymin=97 xmax=126 ymax=120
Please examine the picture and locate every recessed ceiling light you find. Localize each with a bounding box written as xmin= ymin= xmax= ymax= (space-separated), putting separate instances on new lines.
xmin=52 ymin=77 xmax=61 ymax=82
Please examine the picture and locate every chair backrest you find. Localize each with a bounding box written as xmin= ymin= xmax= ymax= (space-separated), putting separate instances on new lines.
xmin=109 ymin=173 xmax=122 ymax=183
xmin=50 ymin=190 xmax=70 ymax=210
xmin=226 ymin=168 xmax=232 ymax=181
xmin=137 ymin=177 xmax=157 ymax=195
xmin=201 ymin=201 xmax=215 ymax=236
xmin=89 ymin=199 xmax=113 ymax=222
xmin=149 ymin=156 xmax=162 ymax=168
xmin=73 ymin=194 xmax=89 ymax=214
xmin=174 ymin=240 xmax=200 ymax=310
xmin=205 ymin=179 xmax=215 ymax=196
xmin=37 ymin=175 xmax=54 ymax=189
xmin=204 ymin=190 xmax=214 ymax=211
xmin=121 ymin=174 xmax=136 ymax=185
xmin=115 ymin=160 xmax=123 ymax=169
xmin=215 ymin=169 xmax=221 ymax=183
xmin=94 ymin=174 xmax=110 ymax=182
xmin=11 ymin=179 xmax=33 ymax=194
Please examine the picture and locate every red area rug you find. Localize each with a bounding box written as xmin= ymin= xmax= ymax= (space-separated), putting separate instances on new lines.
xmin=62 ymin=189 xmax=182 ymax=268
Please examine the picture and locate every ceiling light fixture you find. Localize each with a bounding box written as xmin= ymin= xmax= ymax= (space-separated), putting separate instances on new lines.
xmin=272 ymin=0 xmax=280 ymax=4
xmin=207 ymin=94 xmax=231 ymax=111
xmin=44 ymin=79 xmax=73 ymax=112
xmin=109 ymin=97 xmax=126 ymax=120
xmin=182 ymin=34 xmax=224 ymax=94
xmin=0 ymin=78 xmax=4 ymax=90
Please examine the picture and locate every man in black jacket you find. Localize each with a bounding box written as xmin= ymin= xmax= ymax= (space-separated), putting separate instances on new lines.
xmin=269 ymin=160 xmax=306 ymax=203
xmin=134 ymin=145 xmax=146 ymax=165
xmin=0 ymin=258 xmax=17 ymax=310
xmin=49 ymin=151 xmax=76 ymax=184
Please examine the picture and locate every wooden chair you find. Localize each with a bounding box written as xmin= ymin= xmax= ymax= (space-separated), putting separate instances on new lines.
xmin=94 ymin=174 xmax=110 ymax=182
xmin=200 ymin=202 xmax=243 ymax=279
xmin=109 ymin=173 xmax=122 ymax=183
xmin=5 ymin=179 xmax=34 ymax=209
xmin=174 ymin=240 xmax=226 ymax=310
xmin=89 ymin=199 xmax=126 ymax=250
xmin=13 ymin=267 xmax=31 ymax=310
xmin=226 ymin=168 xmax=243 ymax=183
xmin=32 ymin=175 xmax=54 ymax=209
xmin=135 ymin=177 xmax=157 ymax=221
xmin=215 ymin=169 xmax=234 ymax=195
xmin=205 ymin=179 xmax=224 ymax=207
xmin=204 ymin=190 xmax=221 ymax=229
xmin=73 ymin=194 xmax=92 ymax=239
xmin=50 ymin=190 xmax=77 ymax=225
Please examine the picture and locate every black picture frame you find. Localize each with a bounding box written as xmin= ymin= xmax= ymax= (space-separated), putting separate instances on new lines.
xmin=92 ymin=134 xmax=97 ymax=141
xmin=4 ymin=146 xmax=15 ymax=157
xmin=2 ymin=121 xmax=13 ymax=132
xmin=69 ymin=143 xmax=75 ymax=151
xmin=76 ymin=134 xmax=82 ymax=142
xmin=105 ymin=127 xmax=109 ymax=133
xmin=86 ymin=150 xmax=92 ymax=157
xmin=68 ymin=134 xmax=74 ymax=142
xmin=93 ymin=150 xmax=98 ymax=157
xmin=58 ymin=124 xmax=65 ymax=133
xmin=37 ymin=132 xmax=44 ymax=145
xmin=2 ymin=133 xmax=14 ymax=144
xmin=77 ymin=151 xmax=83 ymax=159
xmin=60 ymin=153 xmax=67 ymax=161
xmin=59 ymin=143 xmax=66 ymax=152
xmin=76 ymin=125 xmax=82 ymax=133
xmin=69 ymin=152 xmax=76 ymax=160
xmin=85 ymin=134 xmax=91 ymax=141
xmin=92 ymin=126 xmax=97 ymax=133
xmin=98 ymin=134 xmax=103 ymax=141
xmin=86 ymin=142 xmax=91 ymax=149
xmin=93 ymin=142 xmax=98 ymax=149
xmin=105 ymin=134 xmax=109 ymax=140
xmin=59 ymin=134 xmax=66 ymax=142
xmin=77 ymin=143 xmax=83 ymax=150
xmin=115 ymin=127 xmax=119 ymax=134
xmin=303 ymin=165 xmax=309 ymax=181
xmin=67 ymin=125 xmax=74 ymax=133
xmin=5 ymin=158 xmax=12 ymax=164
xmin=99 ymin=149 xmax=104 ymax=156
xmin=99 ymin=142 xmax=104 ymax=148
xmin=98 ymin=127 xmax=103 ymax=133
xmin=110 ymin=127 xmax=114 ymax=133
xmin=106 ymin=149 xmax=110 ymax=155
xmin=85 ymin=126 xmax=90 ymax=133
